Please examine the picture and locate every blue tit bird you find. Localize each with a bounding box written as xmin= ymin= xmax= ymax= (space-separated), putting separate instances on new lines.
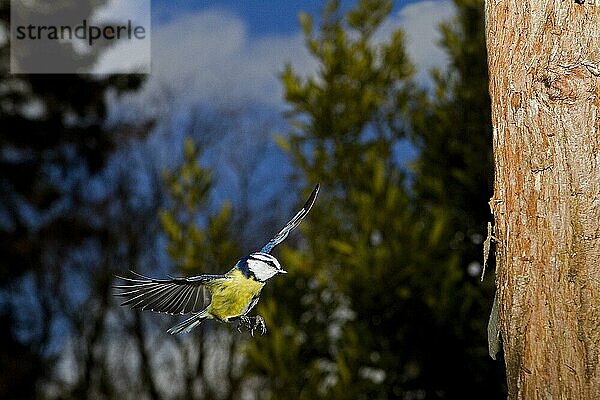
xmin=114 ymin=184 xmax=320 ymax=335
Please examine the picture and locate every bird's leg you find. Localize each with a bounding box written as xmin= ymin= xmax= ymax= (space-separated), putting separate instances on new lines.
xmin=250 ymin=315 xmax=267 ymax=336
xmin=236 ymin=315 xmax=253 ymax=333
xmin=234 ymin=315 xmax=266 ymax=336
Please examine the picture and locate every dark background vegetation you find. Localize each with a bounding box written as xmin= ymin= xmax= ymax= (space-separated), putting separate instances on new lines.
xmin=0 ymin=0 xmax=505 ymax=398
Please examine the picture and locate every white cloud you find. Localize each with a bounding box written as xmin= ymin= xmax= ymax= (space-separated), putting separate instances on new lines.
xmin=92 ymin=0 xmax=150 ymax=26
xmin=135 ymin=9 xmax=314 ymax=110
xmin=90 ymin=0 xmax=151 ymax=73
xmin=112 ymin=1 xmax=455 ymax=116
xmin=380 ymin=0 xmax=455 ymax=85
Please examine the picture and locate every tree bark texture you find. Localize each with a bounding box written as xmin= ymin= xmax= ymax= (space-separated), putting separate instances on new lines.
xmin=485 ymin=0 xmax=600 ymax=398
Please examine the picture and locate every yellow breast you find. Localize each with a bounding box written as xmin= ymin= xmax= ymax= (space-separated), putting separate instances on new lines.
xmin=206 ymin=269 xmax=265 ymax=321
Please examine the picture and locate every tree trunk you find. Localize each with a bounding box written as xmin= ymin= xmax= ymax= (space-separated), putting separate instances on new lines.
xmin=484 ymin=0 xmax=600 ymax=398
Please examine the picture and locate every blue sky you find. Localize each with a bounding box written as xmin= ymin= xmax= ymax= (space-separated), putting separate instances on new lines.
xmin=101 ymin=0 xmax=454 ymax=108
xmin=152 ymin=1 xmax=424 ymax=37
xmin=152 ymin=0 xmax=333 ymax=34
xmin=97 ymin=0 xmax=455 ymax=208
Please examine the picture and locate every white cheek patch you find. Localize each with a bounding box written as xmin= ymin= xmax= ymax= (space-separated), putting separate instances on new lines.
xmin=247 ymin=259 xmax=278 ymax=282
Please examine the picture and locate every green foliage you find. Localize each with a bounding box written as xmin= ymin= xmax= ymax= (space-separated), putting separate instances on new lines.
xmin=411 ymin=0 xmax=493 ymax=229
xmin=159 ymin=137 xmax=246 ymax=399
xmin=406 ymin=1 xmax=504 ymax=392
xmin=281 ymin=0 xmax=411 ymax=186
xmin=245 ymin=1 xmax=418 ymax=398
xmin=160 ymin=138 xmax=240 ymax=275
xmin=243 ymin=0 xmax=504 ymax=398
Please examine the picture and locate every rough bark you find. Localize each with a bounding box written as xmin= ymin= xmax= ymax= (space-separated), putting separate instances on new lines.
xmin=484 ymin=0 xmax=600 ymax=398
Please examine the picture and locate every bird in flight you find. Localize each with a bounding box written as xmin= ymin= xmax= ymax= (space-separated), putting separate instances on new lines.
xmin=114 ymin=184 xmax=320 ymax=336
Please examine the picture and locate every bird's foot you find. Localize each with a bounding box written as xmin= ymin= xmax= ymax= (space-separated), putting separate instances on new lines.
xmin=251 ymin=315 xmax=267 ymax=336
xmin=236 ymin=316 xmax=252 ymax=333
xmin=235 ymin=315 xmax=266 ymax=336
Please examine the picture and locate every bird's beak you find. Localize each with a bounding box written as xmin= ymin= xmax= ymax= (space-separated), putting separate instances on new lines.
xmin=279 ymin=269 xmax=288 ymax=274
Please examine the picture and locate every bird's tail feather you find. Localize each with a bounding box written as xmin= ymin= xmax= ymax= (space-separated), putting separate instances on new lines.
xmin=167 ymin=311 xmax=209 ymax=335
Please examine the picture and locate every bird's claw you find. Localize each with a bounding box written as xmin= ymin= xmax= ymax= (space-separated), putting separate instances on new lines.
xmin=252 ymin=315 xmax=267 ymax=336
xmin=237 ymin=316 xmax=251 ymax=333
xmin=236 ymin=315 xmax=266 ymax=336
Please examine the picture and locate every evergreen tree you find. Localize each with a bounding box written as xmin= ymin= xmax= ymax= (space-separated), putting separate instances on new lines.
xmin=245 ymin=1 xmax=417 ymax=398
xmin=407 ymin=0 xmax=505 ymax=396
xmin=160 ymin=137 xmax=244 ymax=399
xmin=243 ymin=0 xmax=505 ymax=398
xmin=160 ymin=138 xmax=240 ymax=279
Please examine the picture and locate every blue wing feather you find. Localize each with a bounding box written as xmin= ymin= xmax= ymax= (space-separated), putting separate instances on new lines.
xmin=260 ymin=183 xmax=319 ymax=253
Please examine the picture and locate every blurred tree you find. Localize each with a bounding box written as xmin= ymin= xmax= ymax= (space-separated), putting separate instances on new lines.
xmin=408 ymin=0 xmax=505 ymax=395
xmin=0 ymin=307 xmax=43 ymax=399
xmin=54 ymin=149 xmax=164 ymax=399
xmin=0 ymin=0 xmax=144 ymax=397
xmin=45 ymin=111 xmax=274 ymax=399
xmin=159 ymin=137 xmax=244 ymax=399
xmin=245 ymin=0 xmax=416 ymax=398
xmin=160 ymin=138 xmax=239 ymax=276
xmin=242 ymin=0 xmax=505 ymax=398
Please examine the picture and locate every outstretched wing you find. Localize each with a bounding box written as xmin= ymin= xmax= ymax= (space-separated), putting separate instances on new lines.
xmin=260 ymin=183 xmax=320 ymax=254
xmin=114 ymin=271 xmax=227 ymax=315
